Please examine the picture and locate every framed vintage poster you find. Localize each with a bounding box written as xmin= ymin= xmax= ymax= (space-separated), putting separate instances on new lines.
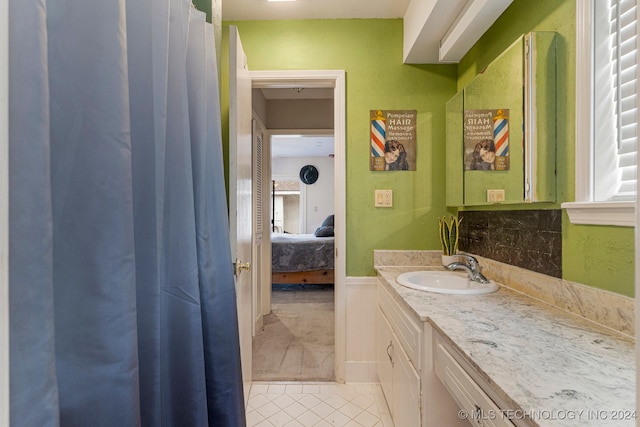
xmin=370 ymin=110 xmax=417 ymax=171
xmin=464 ymin=109 xmax=510 ymax=171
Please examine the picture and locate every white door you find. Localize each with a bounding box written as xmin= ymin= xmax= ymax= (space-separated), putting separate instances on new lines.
xmin=228 ymin=25 xmax=253 ymax=399
xmin=252 ymin=118 xmax=266 ymax=332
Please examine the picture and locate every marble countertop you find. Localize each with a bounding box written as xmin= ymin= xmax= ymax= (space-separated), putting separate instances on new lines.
xmin=376 ymin=266 xmax=636 ymax=427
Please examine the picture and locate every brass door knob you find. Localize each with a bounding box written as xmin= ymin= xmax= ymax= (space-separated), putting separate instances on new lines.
xmin=234 ymin=259 xmax=251 ymax=275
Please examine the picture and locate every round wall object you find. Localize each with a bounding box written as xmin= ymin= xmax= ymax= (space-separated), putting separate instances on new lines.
xmin=299 ymin=165 xmax=319 ymax=185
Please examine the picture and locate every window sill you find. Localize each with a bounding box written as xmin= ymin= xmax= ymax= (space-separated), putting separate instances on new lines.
xmin=561 ymin=201 xmax=635 ymax=227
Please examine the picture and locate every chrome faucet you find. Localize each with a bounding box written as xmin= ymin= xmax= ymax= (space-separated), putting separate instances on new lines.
xmin=446 ymin=254 xmax=490 ymax=284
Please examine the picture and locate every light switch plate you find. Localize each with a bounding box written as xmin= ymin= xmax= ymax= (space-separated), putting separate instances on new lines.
xmin=375 ymin=189 xmax=393 ymax=207
xmin=487 ymin=189 xmax=505 ymax=203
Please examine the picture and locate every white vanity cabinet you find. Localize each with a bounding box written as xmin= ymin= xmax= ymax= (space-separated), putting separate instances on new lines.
xmin=377 ymin=306 xmax=421 ymax=426
xmin=434 ymin=333 xmax=518 ymax=427
xmin=377 ymin=280 xmax=467 ymax=427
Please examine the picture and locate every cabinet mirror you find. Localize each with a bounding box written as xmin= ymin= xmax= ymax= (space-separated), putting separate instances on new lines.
xmin=446 ymin=32 xmax=557 ymax=206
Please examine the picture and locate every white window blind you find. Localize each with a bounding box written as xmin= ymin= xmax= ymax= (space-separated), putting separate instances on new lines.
xmin=612 ymin=0 xmax=637 ymax=199
xmin=595 ymin=0 xmax=637 ymax=201
xmin=562 ymin=0 xmax=636 ymax=226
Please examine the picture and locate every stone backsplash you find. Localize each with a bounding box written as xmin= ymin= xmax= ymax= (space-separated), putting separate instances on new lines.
xmin=457 ymin=209 xmax=562 ymax=278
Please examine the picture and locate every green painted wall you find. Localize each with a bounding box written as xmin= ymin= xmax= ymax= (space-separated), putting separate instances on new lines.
xmin=221 ymin=0 xmax=635 ymax=297
xmin=192 ymin=0 xmax=222 ymax=76
xmin=456 ymin=0 xmax=634 ymax=297
xmin=192 ymin=0 xmax=212 ymax=23
xmin=221 ymin=19 xmax=458 ymax=277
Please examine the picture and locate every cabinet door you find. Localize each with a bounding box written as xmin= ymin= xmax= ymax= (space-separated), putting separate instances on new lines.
xmin=446 ymin=32 xmax=557 ymax=206
xmin=525 ymin=32 xmax=556 ymax=203
xmin=378 ymin=307 xmax=421 ymax=426
xmin=393 ymin=339 xmax=422 ymax=427
xmin=376 ymin=308 xmax=394 ymax=413
xmin=463 ymin=36 xmax=525 ymax=206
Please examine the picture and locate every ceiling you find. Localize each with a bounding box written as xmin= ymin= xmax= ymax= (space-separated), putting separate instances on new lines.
xmin=222 ymin=0 xmax=513 ymax=64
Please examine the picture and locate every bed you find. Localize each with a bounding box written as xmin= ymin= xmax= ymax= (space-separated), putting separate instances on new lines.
xmin=271 ymin=233 xmax=335 ymax=284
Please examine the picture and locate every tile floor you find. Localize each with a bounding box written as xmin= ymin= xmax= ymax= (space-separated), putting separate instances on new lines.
xmin=246 ymin=382 xmax=394 ymax=427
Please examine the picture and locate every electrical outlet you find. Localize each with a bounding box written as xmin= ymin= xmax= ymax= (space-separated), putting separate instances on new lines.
xmin=487 ymin=189 xmax=505 ymax=203
xmin=375 ymin=189 xmax=393 ymax=207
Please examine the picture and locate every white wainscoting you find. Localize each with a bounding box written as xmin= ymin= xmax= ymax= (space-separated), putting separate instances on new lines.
xmin=345 ymin=276 xmax=379 ymax=383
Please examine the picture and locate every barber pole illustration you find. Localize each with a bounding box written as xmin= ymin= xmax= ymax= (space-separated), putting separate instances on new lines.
xmin=371 ymin=110 xmax=386 ymax=156
xmin=370 ymin=110 xmax=386 ymax=170
xmin=493 ymin=109 xmax=510 ymax=170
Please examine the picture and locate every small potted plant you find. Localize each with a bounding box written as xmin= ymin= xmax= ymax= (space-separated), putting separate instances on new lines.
xmin=438 ymin=215 xmax=462 ymax=266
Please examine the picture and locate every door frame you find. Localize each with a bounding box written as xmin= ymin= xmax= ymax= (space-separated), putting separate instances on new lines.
xmin=250 ymin=69 xmax=347 ymax=382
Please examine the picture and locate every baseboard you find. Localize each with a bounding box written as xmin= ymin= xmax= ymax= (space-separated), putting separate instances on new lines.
xmin=345 ymin=276 xmax=379 ymax=287
xmin=345 ymin=361 xmax=379 ymax=383
xmin=254 ymin=314 xmax=263 ymax=336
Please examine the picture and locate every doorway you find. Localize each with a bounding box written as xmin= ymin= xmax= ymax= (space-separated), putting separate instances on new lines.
xmin=250 ymin=70 xmax=346 ymax=382
xmin=254 ymin=130 xmax=335 ymax=381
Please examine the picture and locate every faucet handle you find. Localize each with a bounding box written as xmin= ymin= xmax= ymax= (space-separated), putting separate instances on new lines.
xmin=457 ymin=254 xmax=479 ymax=270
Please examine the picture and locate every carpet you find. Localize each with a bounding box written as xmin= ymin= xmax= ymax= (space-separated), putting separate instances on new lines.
xmin=252 ymin=284 xmax=335 ymax=381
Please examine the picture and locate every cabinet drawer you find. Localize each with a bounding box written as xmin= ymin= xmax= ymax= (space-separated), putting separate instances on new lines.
xmin=378 ymin=283 xmax=422 ymax=370
xmin=435 ymin=342 xmax=515 ymax=427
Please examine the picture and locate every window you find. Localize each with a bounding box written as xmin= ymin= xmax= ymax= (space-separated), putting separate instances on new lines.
xmin=563 ymin=0 xmax=637 ymax=226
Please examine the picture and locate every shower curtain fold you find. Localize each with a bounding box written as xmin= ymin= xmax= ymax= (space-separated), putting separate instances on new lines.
xmin=9 ymin=0 xmax=245 ymax=425
xmin=8 ymin=0 xmax=59 ymax=425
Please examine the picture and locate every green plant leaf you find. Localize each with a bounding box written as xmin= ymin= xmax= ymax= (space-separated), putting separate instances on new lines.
xmin=449 ymin=217 xmax=458 ymax=255
xmin=439 ymin=217 xmax=450 ymax=255
xmin=438 ymin=215 xmax=461 ymax=256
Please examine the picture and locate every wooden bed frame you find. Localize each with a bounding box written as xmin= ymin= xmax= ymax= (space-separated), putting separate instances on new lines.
xmin=272 ymin=269 xmax=334 ymax=285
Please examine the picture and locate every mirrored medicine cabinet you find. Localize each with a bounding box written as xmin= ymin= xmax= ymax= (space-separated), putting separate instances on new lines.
xmin=446 ymin=32 xmax=557 ymax=207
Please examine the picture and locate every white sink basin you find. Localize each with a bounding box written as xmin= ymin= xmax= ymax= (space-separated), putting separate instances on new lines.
xmin=396 ymin=271 xmax=499 ymax=295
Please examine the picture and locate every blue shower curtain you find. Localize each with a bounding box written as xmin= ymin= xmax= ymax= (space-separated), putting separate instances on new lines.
xmin=9 ymin=0 xmax=246 ymax=425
